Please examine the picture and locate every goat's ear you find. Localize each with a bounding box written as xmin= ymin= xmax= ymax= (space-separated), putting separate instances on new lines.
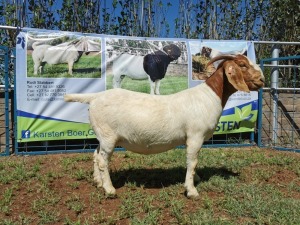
xmin=224 ymin=61 xmax=250 ymax=93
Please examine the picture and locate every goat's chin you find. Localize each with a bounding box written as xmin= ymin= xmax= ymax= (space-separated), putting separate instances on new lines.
xmin=248 ymin=82 xmax=264 ymax=91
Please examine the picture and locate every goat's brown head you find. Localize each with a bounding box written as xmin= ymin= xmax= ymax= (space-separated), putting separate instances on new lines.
xmin=207 ymin=54 xmax=265 ymax=93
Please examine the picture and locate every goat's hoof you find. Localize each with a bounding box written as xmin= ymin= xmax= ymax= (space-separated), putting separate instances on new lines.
xmin=104 ymin=187 xmax=116 ymax=196
xmin=187 ymin=193 xmax=200 ymax=200
xmin=186 ymin=190 xmax=200 ymax=200
xmin=105 ymin=192 xmax=117 ymax=199
xmin=96 ymin=183 xmax=103 ymax=188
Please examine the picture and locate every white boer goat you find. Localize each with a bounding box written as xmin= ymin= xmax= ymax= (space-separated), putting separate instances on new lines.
xmin=31 ymin=38 xmax=102 ymax=76
xmin=112 ymin=44 xmax=181 ymax=95
xmin=64 ymin=54 xmax=264 ymax=199
xmin=32 ymin=42 xmax=82 ymax=75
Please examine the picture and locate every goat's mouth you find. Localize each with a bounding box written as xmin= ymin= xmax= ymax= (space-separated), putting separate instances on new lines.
xmin=251 ymin=80 xmax=264 ymax=90
xmin=247 ymin=79 xmax=264 ymax=90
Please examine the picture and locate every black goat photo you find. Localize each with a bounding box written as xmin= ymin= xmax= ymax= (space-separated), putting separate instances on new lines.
xmin=105 ymin=39 xmax=188 ymax=95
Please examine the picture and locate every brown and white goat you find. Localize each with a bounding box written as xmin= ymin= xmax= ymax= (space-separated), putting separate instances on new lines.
xmin=64 ymin=54 xmax=264 ymax=199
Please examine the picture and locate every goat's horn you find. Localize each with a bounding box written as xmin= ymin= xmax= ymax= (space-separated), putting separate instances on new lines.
xmin=206 ymin=55 xmax=236 ymax=68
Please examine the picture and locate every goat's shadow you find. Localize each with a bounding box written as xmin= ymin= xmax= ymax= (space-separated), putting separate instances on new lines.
xmin=73 ymin=67 xmax=100 ymax=74
xmin=111 ymin=166 xmax=239 ymax=189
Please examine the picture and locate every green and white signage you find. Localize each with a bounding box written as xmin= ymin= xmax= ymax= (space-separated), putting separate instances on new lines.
xmin=16 ymin=29 xmax=259 ymax=142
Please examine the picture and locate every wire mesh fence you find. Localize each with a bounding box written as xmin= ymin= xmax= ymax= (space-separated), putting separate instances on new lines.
xmin=258 ymin=55 xmax=300 ymax=152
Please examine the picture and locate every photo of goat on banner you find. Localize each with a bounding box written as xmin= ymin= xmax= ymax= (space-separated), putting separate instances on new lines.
xmin=105 ymin=38 xmax=188 ymax=95
xmin=16 ymin=30 xmax=105 ymax=143
xmin=27 ymin=33 xmax=102 ymax=78
xmin=191 ymin=42 xmax=248 ymax=81
xmin=188 ymin=40 xmax=259 ymax=134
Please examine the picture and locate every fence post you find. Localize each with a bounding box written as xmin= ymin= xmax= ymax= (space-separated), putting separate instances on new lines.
xmin=257 ymin=86 xmax=263 ymax=147
xmin=4 ymin=47 xmax=10 ymax=155
xmin=271 ymin=45 xmax=280 ymax=145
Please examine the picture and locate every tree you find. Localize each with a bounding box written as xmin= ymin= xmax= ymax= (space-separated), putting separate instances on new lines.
xmin=0 ymin=0 xmax=299 ymax=46
xmin=0 ymin=0 xmax=24 ymax=46
xmin=57 ymin=0 xmax=102 ymax=33
xmin=264 ymin=0 xmax=299 ymax=55
xmin=27 ymin=0 xmax=57 ymax=30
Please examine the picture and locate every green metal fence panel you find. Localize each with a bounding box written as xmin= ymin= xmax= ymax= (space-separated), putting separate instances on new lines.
xmin=258 ymin=55 xmax=300 ymax=152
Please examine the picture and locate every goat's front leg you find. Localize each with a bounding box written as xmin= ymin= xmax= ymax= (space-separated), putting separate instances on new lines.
xmin=112 ymin=74 xmax=124 ymax=89
xmin=68 ymin=61 xmax=74 ymax=75
xmin=148 ymin=77 xmax=156 ymax=95
xmin=154 ymin=79 xmax=161 ymax=95
xmin=184 ymin=138 xmax=203 ymax=199
xmin=94 ymin=146 xmax=116 ymax=196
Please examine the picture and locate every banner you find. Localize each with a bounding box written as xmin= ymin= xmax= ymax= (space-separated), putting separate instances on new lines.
xmin=16 ymin=29 xmax=259 ymax=142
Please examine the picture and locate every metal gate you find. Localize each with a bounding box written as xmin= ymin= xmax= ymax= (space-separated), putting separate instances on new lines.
xmin=258 ymin=55 xmax=300 ymax=152
xmin=0 ymin=46 xmax=15 ymax=156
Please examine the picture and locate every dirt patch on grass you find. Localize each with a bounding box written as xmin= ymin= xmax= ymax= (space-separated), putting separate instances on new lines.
xmin=0 ymin=147 xmax=299 ymax=224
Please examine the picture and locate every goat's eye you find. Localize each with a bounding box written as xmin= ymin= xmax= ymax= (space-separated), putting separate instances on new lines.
xmin=239 ymin=63 xmax=247 ymax=68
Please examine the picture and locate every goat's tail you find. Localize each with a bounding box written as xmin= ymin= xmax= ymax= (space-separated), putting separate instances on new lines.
xmin=64 ymin=93 xmax=97 ymax=104
xmin=32 ymin=42 xmax=39 ymax=49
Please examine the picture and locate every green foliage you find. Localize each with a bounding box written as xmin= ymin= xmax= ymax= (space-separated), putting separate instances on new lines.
xmin=0 ymin=0 xmax=298 ymax=42
xmin=0 ymin=0 xmax=298 ymax=66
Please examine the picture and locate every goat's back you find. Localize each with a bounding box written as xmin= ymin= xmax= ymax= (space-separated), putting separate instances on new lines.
xmin=43 ymin=45 xmax=79 ymax=64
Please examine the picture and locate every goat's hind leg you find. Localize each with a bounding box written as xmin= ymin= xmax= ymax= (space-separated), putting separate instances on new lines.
xmin=94 ymin=144 xmax=116 ymax=196
xmin=93 ymin=145 xmax=103 ymax=187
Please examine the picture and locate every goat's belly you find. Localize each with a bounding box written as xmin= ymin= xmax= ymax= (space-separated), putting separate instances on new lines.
xmin=128 ymin=73 xmax=148 ymax=80
xmin=117 ymin=139 xmax=184 ymax=155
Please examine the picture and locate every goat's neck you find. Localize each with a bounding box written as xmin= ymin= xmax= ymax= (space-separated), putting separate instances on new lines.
xmin=205 ymin=68 xmax=236 ymax=108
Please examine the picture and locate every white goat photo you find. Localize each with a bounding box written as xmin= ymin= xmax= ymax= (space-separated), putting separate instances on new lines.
xmin=105 ymin=39 xmax=188 ymax=95
xmin=64 ymin=54 xmax=264 ymax=199
xmin=28 ymin=36 xmax=101 ymax=78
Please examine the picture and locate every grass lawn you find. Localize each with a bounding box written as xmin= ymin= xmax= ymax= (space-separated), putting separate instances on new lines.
xmin=0 ymin=147 xmax=299 ymax=224
xmin=106 ymin=75 xmax=188 ymax=95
